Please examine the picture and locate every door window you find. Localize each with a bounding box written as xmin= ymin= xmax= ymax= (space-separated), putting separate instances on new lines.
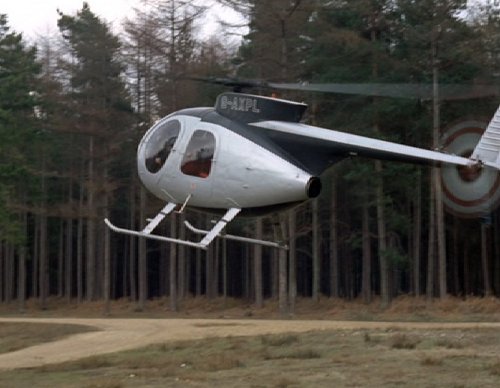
xmin=145 ymin=120 xmax=180 ymax=173
xmin=181 ymin=130 xmax=215 ymax=178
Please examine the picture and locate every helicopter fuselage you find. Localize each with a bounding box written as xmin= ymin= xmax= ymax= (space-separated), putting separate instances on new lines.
xmin=137 ymin=108 xmax=321 ymax=215
xmin=106 ymin=92 xmax=500 ymax=249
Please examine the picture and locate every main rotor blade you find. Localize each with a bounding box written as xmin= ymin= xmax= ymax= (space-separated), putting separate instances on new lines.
xmin=189 ymin=76 xmax=499 ymax=100
xmin=187 ymin=76 xmax=268 ymax=91
xmin=269 ymin=82 xmax=500 ymax=100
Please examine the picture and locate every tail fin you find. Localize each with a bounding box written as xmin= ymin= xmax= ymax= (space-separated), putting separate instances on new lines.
xmin=471 ymin=105 xmax=500 ymax=169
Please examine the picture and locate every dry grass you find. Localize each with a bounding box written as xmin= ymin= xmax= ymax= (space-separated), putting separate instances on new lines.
xmin=420 ymin=355 xmax=444 ymax=366
xmin=3 ymin=328 xmax=500 ymax=387
xmin=1 ymin=295 xmax=500 ymax=323
xmin=390 ymin=333 xmax=420 ymax=349
xmin=489 ymin=359 xmax=500 ymax=376
xmin=434 ymin=337 xmax=465 ymax=349
xmin=261 ymin=334 xmax=300 ymax=347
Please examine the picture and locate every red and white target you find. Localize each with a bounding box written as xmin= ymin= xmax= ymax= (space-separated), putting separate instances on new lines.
xmin=441 ymin=120 xmax=500 ymax=217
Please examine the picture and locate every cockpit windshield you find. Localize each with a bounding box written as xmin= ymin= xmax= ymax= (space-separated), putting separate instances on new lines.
xmin=145 ymin=120 xmax=181 ymax=174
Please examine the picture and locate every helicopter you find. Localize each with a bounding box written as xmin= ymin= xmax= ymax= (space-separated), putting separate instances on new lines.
xmin=105 ymin=78 xmax=500 ymax=250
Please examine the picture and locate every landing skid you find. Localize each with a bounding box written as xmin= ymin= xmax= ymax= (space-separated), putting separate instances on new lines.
xmin=184 ymin=220 xmax=288 ymax=249
xmin=104 ymin=203 xmax=288 ymax=250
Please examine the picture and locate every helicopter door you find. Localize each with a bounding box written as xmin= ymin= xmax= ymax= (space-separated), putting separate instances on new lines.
xmin=178 ymin=129 xmax=216 ymax=204
xmin=181 ymin=130 xmax=216 ymax=178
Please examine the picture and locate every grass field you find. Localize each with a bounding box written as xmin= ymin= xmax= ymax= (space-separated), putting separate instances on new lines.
xmin=1 ymin=322 xmax=500 ymax=387
xmin=1 ymin=296 xmax=500 ymax=387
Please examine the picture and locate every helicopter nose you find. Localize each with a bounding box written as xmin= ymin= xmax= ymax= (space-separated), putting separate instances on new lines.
xmin=306 ymin=177 xmax=322 ymax=198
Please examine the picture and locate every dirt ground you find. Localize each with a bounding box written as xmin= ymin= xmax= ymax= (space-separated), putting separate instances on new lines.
xmin=2 ymin=295 xmax=500 ymax=371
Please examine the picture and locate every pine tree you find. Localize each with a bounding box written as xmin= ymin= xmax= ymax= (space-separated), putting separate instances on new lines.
xmin=0 ymin=15 xmax=40 ymax=308
xmin=57 ymin=3 xmax=133 ymax=303
xmin=0 ymin=15 xmax=39 ymax=243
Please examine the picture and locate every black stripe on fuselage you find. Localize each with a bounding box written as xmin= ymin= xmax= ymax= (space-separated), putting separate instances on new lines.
xmin=172 ymin=107 xmax=314 ymax=174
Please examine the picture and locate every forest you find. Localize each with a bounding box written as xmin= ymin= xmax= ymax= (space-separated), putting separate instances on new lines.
xmin=0 ymin=0 xmax=500 ymax=314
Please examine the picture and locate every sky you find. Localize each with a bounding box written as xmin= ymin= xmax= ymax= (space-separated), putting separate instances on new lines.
xmin=2 ymin=0 xmax=244 ymax=41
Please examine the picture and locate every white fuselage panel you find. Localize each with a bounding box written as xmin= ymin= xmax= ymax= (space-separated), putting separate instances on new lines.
xmin=137 ymin=115 xmax=312 ymax=209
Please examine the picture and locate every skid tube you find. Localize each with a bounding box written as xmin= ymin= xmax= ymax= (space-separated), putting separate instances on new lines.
xmin=184 ymin=220 xmax=288 ymax=250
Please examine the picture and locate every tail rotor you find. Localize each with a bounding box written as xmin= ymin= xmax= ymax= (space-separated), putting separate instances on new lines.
xmin=441 ymin=119 xmax=500 ymax=218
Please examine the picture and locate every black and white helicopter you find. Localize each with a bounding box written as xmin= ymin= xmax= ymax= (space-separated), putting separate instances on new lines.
xmin=105 ymin=79 xmax=500 ymax=249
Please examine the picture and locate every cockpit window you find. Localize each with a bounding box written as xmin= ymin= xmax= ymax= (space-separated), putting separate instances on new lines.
xmin=181 ymin=130 xmax=215 ymax=178
xmin=145 ymin=120 xmax=180 ymax=173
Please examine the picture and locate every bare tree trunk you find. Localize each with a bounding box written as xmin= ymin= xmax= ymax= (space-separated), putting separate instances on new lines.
xmin=33 ymin=218 xmax=39 ymax=299
xmin=245 ymin=246 xmax=251 ymax=299
xmin=138 ymin=186 xmax=147 ymax=311
xmin=0 ymin=243 xmax=3 ymax=303
xmin=5 ymin=243 xmax=13 ymax=303
xmin=206 ymin=242 xmax=214 ymax=299
xmin=222 ymin=239 xmax=228 ymax=301
xmin=18 ymin=243 xmax=26 ymax=312
xmin=370 ymin=25 xmax=389 ymax=307
xmin=2 ymin=247 xmax=8 ymax=303
xmin=195 ymin=247 xmax=202 ymax=297
xmin=271 ymin=242 xmax=278 ymax=298
xmin=57 ymin=221 xmax=64 ymax=297
xmin=86 ymin=137 xmax=96 ymax=301
xmin=452 ymin=219 xmax=460 ymax=295
xmin=111 ymin=244 xmax=117 ymax=300
xmin=214 ymin=239 xmax=220 ymax=297
xmin=276 ymin=217 xmax=288 ymax=315
xmin=169 ymin=213 xmax=178 ymax=311
xmin=362 ymin=201 xmax=371 ymax=304
xmin=103 ymin=180 xmax=111 ymax=315
xmin=39 ymin=214 xmax=48 ymax=310
xmin=288 ymin=210 xmax=297 ymax=313
xmin=312 ymin=198 xmax=321 ymax=302
xmin=158 ymin=234 xmax=167 ymax=297
xmin=330 ymin=175 xmax=339 ymax=298
xmin=481 ymin=223 xmax=492 ymax=296
xmin=435 ymin=168 xmax=447 ymax=299
xmin=95 ymin=223 xmax=104 ymax=300
xmin=77 ymin=176 xmax=84 ymax=303
xmin=463 ymin=238 xmax=470 ymax=297
xmin=178 ymin=212 xmax=186 ymax=299
xmin=413 ymin=169 xmax=422 ymax=297
xmin=427 ymin=186 xmax=436 ymax=300
xmin=494 ymin=214 xmax=500 ymax=295
xmin=279 ymin=247 xmax=288 ymax=315
xmin=254 ymin=218 xmax=263 ymax=308
xmin=18 ymin=211 xmax=27 ymax=312
xmin=129 ymin=184 xmax=137 ymax=301
xmin=39 ymin=212 xmax=48 ymax=309
xmin=375 ymin=160 xmax=389 ymax=308
xmin=432 ymin=36 xmax=447 ymax=299
xmin=65 ymin=218 xmax=73 ymax=302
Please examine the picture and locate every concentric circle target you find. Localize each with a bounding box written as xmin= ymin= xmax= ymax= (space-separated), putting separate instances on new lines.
xmin=441 ymin=120 xmax=500 ymax=217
